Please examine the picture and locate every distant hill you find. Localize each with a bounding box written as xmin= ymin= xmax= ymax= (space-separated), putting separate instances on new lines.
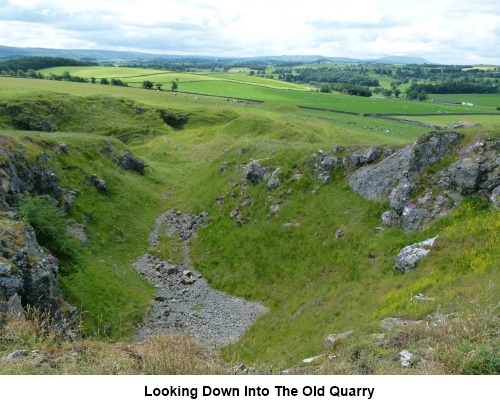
xmin=371 ymin=56 xmax=430 ymax=64
xmin=0 ymin=44 xmax=430 ymax=65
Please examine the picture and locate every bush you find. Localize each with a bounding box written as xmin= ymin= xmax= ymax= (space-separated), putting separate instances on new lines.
xmin=18 ymin=196 xmax=84 ymax=275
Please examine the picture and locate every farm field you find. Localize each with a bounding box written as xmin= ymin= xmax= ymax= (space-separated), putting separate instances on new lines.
xmin=39 ymin=66 xmax=310 ymax=90
xmin=178 ymin=80 xmax=495 ymax=114
xmin=37 ymin=66 xmax=498 ymax=115
xmin=392 ymin=114 xmax=500 ymax=128
xmin=429 ymin=93 xmax=500 ymax=108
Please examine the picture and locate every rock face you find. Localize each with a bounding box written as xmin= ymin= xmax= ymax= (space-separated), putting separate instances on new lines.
xmin=394 ymin=236 xmax=438 ymax=273
xmin=349 ymin=132 xmax=461 ymax=201
xmin=0 ymin=143 xmax=73 ymax=210
xmin=0 ymin=213 xmax=77 ymax=323
xmin=348 ymin=132 xmax=499 ymax=231
xmin=448 ymin=158 xmax=481 ymax=193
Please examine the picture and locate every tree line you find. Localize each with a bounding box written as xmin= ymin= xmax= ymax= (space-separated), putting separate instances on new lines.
xmin=0 ymin=56 xmax=96 ymax=73
xmin=407 ymin=79 xmax=499 ymax=94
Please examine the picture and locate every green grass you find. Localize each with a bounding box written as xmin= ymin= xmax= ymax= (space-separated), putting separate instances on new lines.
xmin=391 ymin=114 xmax=500 ymax=129
xmin=429 ymin=94 xmax=500 ymax=108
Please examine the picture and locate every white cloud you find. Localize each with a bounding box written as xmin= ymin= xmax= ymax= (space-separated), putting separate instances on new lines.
xmin=0 ymin=0 xmax=499 ymax=64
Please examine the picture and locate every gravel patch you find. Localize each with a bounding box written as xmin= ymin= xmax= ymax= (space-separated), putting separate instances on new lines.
xmin=134 ymin=209 xmax=267 ymax=347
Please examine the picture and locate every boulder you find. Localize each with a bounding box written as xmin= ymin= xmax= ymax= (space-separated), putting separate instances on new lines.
xmin=119 ymin=152 xmax=146 ymax=175
xmin=267 ymin=167 xmax=282 ymax=190
xmin=394 ymin=236 xmax=438 ymax=273
xmin=243 ymin=160 xmax=268 ymax=183
xmin=362 ymin=147 xmax=380 ymax=164
xmin=88 ymin=175 xmax=109 ymax=195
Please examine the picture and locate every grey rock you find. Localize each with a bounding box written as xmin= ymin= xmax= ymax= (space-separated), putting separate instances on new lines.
xmin=399 ymin=350 xmax=414 ymax=367
xmin=119 ymin=152 xmax=146 ymax=174
xmin=363 ymin=147 xmax=380 ymax=164
xmin=449 ymin=158 xmax=481 ymax=194
xmin=0 ymin=218 xmax=77 ymax=325
xmin=349 ymin=132 xmax=462 ymax=201
xmin=324 ymin=330 xmax=354 ymax=349
xmin=321 ymin=156 xmax=338 ymax=170
xmin=269 ymin=204 xmax=280 ymax=213
xmin=267 ymin=167 xmax=282 ymax=190
xmin=389 ymin=182 xmax=413 ymax=214
xmin=58 ymin=143 xmax=69 ymax=155
xmin=88 ymin=175 xmax=109 ymax=195
xmin=335 ymin=226 xmax=346 ymax=239
xmin=243 ymin=160 xmax=268 ymax=183
xmin=401 ymin=207 xmax=429 ymax=232
xmin=6 ymin=350 xmax=28 ymax=360
xmin=395 ymin=236 xmax=438 ymax=273
xmin=349 ymin=145 xmax=413 ymax=200
xmin=381 ymin=210 xmax=400 ymax=227
xmin=491 ymin=185 xmax=500 ymax=207
xmin=317 ymin=172 xmax=331 ymax=184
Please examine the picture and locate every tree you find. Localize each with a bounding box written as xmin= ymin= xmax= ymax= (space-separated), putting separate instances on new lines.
xmin=91 ymin=76 xmax=96 ymax=84
xmin=171 ymin=80 xmax=178 ymax=92
xmin=319 ymin=83 xmax=331 ymax=93
xmin=100 ymin=78 xmax=109 ymax=85
xmin=417 ymin=91 xmax=428 ymax=101
xmin=142 ymin=80 xmax=154 ymax=89
xmin=394 ymin=89 xmax=401 ymax=98
xmin=155 ymin=83 xmax=163 ymax=91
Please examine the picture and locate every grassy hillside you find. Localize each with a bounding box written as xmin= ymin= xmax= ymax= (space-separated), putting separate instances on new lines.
xmin=0 ymin=75 xmax=498 ymax=374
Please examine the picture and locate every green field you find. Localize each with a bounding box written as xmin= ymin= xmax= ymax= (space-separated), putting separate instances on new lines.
xmin=38 ymin=66 xmax=498 ymax=115
xmin=40 ymin=66 xmax=310 ymax=90
xmin=392 ymin=114 xmax=500 ymax=129
xmin=429 ymin=94 xmax=500 ymax=108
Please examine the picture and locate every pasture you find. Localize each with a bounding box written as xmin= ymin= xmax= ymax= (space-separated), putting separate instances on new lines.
xmin=37 ymin=66 xmax=499 ymax=116
xmin=429 ymin=94 xmax=500 ymax=108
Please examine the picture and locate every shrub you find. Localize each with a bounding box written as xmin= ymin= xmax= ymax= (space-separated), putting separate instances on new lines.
xmin=18 ymin=196 xmax=84 ymax=275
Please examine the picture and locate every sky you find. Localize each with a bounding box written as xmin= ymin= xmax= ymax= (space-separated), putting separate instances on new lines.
xmin=0 ymin=0 xmax=499 ymax=64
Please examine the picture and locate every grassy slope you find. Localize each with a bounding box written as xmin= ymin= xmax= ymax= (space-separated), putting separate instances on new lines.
xmin=0 ymin=76 xmax=497 ymax=373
